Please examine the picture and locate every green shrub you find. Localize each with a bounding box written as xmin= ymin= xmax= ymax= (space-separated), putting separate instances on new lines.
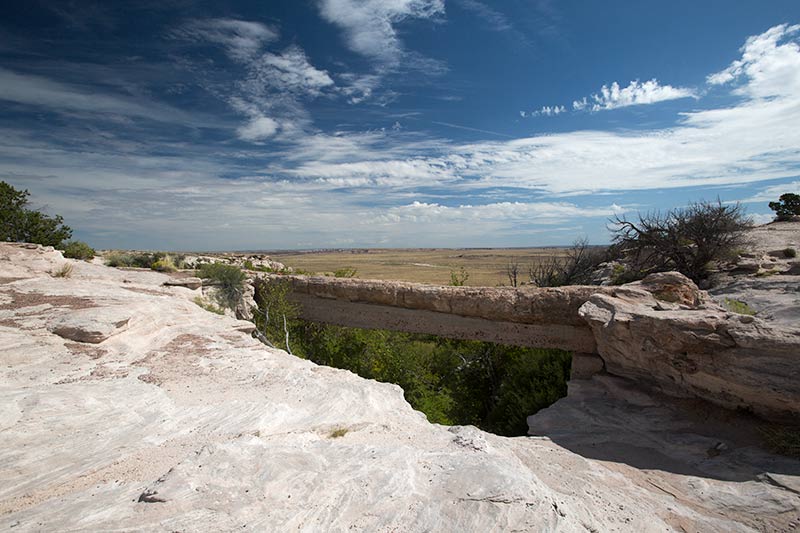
xmin=198 ymin=262 xmax=246 ymax=309
xmin=243 ymin=260 xmax=256 ymax=270
xmin=105 ymin=251 xmax=157 ymax=269
xmin=130 ymin=253 xmax=155 ymax=268
xmin=784 ymin=248 xmax=797 ymax=258
xmin=151 ymin=255 xmax=177 ymax=272
xmin=61 ymin=240 xmax=95 ymax=260
xmin=104 ymin=251 xmax=134 ymax=267
xmin=449 ymin=266 xmax=469 ymax=286
xmin=333 ymin=267 xmax=357 ymax=278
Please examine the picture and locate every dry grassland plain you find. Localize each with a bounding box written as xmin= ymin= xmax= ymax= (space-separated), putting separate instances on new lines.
xmin=270 ymin=248 xmax=572 ymax=287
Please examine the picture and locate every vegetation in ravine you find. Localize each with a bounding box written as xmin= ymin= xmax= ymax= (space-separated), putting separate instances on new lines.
xmin=252 ymin=279 xmax=570 ymax=437
xmin=292 ymin=323 xmax=570 ymax=436
xmin=760 ymin=425 xmax=800 ymax=458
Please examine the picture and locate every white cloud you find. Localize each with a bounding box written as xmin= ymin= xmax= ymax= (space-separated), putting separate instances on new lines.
xmin=749 ymin=213 xmax=776 ymax=225
xmin=266 ymin=22 xmax=800 ymax=197
xmin=455 ymin=0 xmax=511 ymax=32
xmin=249 ymin=46 xmax=335 ymax=97
xmin=529 ymin=105 xmax=566 ymax=117
xmin=338 ymin=73 xmax=384 ymax=104
xmin=379 ymin=200 xmax=619 ymax=224
xmin=317 ymin=0 xmax=444 ymax=65
xmin=0 ymin=67 xmax=197 ymax=124
xmin=737 ymin=180 xmax=800 ymax=203
xmin=179 ymin=20 xmax=336 ymax=142
xmin=707 ymin=23 xmax=800 ymax=99
xmin=572 ymin=97 xmax=589 ymax=111
xmin=575 ymin=79 xmax=696 ymax=112
xmin=178 ymin=19 xmax=279 ymax=61
xmin=236 ymin=116 xmax=279 ymax=141
xmin=4 ymin=24 xmax=800 ymax=249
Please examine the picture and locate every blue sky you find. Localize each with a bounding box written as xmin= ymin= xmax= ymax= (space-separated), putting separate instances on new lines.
xmin=0 ymin=1 xmax=798 ymax=250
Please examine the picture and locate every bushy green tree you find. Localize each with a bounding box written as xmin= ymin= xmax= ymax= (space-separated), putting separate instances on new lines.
xmin=769 ymin=193 xmax=800 ymax=221
xmin=1 ymin=181 xmax=72 ymax=247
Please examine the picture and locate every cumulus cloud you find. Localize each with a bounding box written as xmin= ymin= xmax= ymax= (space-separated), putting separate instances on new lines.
xmin=737 ymin=180 xmax=800 ymax=204
xmin=236 ymin=116 xmax=279 ymax=141
xmin=177 ymin=19 xmax=336 ymax=142
xmin=524 ymin=105 xmax=567 ymax=117
xmin=270 ymin=25 xmax=800 ymax=196
xmin=573 ymin=79 xmax=696 ymax=112
xmin=707 ymin=23 xmax=800 ymax=99
xmin=380 ymin=200 xmax=619 ymax=223
xmin=317 ymin=0 xmax=444 ymax=65
xmin=249 ymin=46 xmax=335 ymax=97
xmin=4 ymin=24 xmax=800 ymax=249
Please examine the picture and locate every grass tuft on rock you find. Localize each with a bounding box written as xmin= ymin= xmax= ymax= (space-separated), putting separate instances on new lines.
xmin=723 ymin=298 xmax=756 ymax=316
xmin=329 ymin=427 xmax=349 ymax=439
xmin=52 ymin=263 xmax=73 ymax=278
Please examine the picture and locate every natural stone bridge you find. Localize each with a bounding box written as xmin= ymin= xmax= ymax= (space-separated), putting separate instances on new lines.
xmin=281 ymin=276 xmax=611 ymax=353
xmin=264 ymin=273 xmax=800 ymax=422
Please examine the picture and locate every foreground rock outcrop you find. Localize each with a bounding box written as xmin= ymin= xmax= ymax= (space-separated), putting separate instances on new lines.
xmin=1 ymin=243 xmax=799 ymax=531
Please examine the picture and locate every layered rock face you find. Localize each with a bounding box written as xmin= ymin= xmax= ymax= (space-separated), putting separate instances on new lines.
xmin=579 ymin=272 xmax=800 ymax=421
xmin=182 ymin=253 xmax=288 ymax=272
xmin=1 ymin=243 xmax=799 ymax=532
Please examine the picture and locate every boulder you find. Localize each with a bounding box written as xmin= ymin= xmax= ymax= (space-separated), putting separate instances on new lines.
xmin=579 ymin=272 xmax=800 ymax=421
